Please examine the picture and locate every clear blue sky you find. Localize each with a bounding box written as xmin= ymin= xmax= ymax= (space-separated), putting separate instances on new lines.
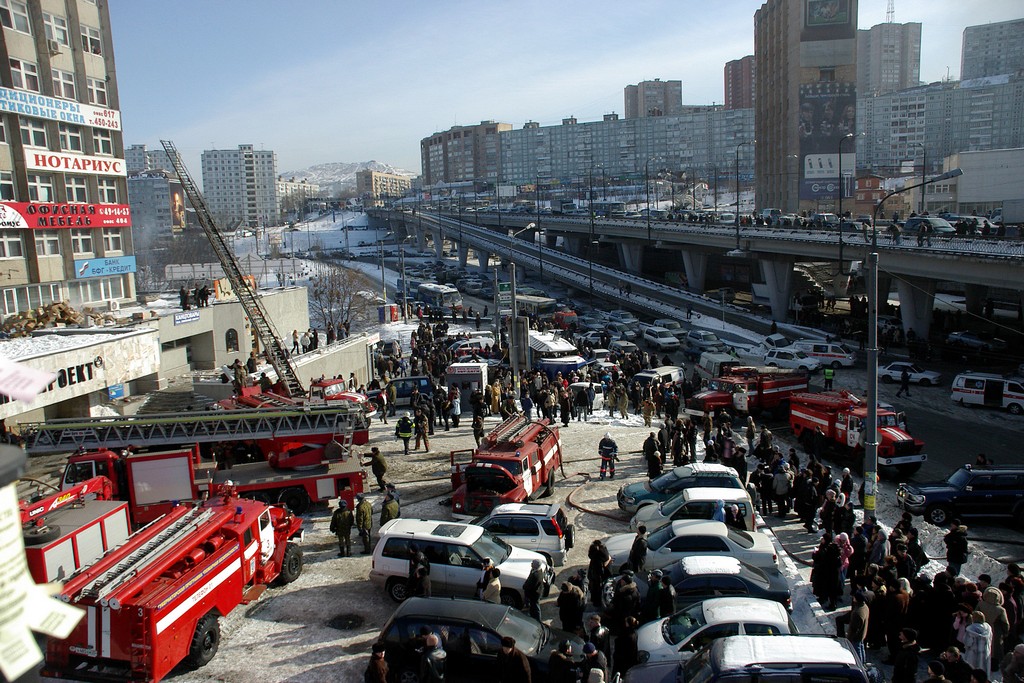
xmin=109 ymin=0 xmax=1023 ymax=175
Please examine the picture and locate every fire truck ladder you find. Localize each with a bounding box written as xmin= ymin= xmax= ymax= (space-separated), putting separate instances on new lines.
xmin=77 ymin=506 xmax=217 ymax=603
xmin=160 ymin=140 xmax=303 ymax=398
xmin=487 ymin=414 xmax=534 ymax=446
xmin=21 ymin=405 xmax=360 ymax=454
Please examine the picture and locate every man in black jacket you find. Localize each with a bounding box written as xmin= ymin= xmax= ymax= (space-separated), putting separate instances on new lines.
xmin=497 ymin=636 xmax=532 ymax=683
xmin=892 ymin=628 xmax=921 ymax=683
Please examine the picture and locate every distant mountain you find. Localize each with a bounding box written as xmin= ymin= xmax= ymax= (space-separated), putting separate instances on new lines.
xmin=278 ymin=161 xmax=416 ymax=196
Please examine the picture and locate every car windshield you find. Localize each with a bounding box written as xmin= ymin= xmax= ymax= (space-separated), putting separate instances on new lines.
xmin=948 ymin=468 xmax=973 ymax=488
xmin=647 ymin=525 xmax=679 ymax=551
xmin=740 ymin=564 xmax=772 ymax=589
xmin=682 ymin=647 xmax=713 ymax=683
xmin=727 ymin=528 xmax=755 ymax=548
xmin=497 ymin=610 xmax=545 ymax=654
xmin=660 ymin=493 xmax=688 ymax=517
xmin=650 ymin=471 xmax=681 ymax=492
xmin=472 ymin=532 xmax=512 ymax=564
xmin=878 ymin=414 xmax=898 ymax=427
xmin=664 ymin=602 xmax=708 ymax=645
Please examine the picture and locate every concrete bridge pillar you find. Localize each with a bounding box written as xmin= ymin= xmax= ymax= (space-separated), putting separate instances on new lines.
xmin=476 ymin=250 xmax=491 ymax=274
xmin=680 ymin=250 xmax=708 ymax=293
xmin=964 ymin=284 xmax=988 ymax=316
xmin=430 ymin=228 xmax=443 ymax=260
xmin=457 ymin=244 xmax=469 ymax=269
xmin=616 ymin=241 xmax=645 ymax=274
xmin=877 ymin=274 xmax=894 ymax=313
xmin=895 ymin=276 xmax=936 ymax=339
xmin=758 ymin=255 xmax=795 ymax=322
xmin=563 ymin=236 xmax=585 ymax=258
xmin=542 ymin=233 xmax=557 ymax=249
xmin=416 ymin=229 xmax=427 ymax=253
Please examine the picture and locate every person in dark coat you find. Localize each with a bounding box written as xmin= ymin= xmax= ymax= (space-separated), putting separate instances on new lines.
xmin=364 ymin=642 xmax=389 ymax=683
xmin=581 ymin=642 xmax=609 ymax=682
xmin=497 ymin=636 xmax=532 ymax=683
xmin=548 ymin=640 xmax=578 ymax=683
xmin=811 ymin=532 xmax=842 ymax=610
xmin=588 ymin=540 xmax=612 ymax=607
xmin=892 ymin=628 xmax=921 ymax=683
xmin=613 ymin=617 xmax=640 ymax=677
xmin=628 ymin=526 xmax=648 ymax=573
xmin=556 ymin=582 xmax=585 ymax=634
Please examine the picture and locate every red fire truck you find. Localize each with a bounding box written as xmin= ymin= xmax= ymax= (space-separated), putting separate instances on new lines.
xmin=789 ymin=390 xmax=926 ymax=475
xmin=450 ymin=415 xmax=563 ymax=519
xmin=41 ymin=482 xmax=303 ymax=682
xmin=688 ymin=366 xmax=809 ymax=417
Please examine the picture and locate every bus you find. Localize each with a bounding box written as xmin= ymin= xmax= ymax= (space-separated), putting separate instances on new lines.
xmin=516 ymin=294 xmax=558 ymax=318
xmin=418 ymin=283 xmax=463 ymax=311
xmin=591 ymin=201 xmax=626 ymax=218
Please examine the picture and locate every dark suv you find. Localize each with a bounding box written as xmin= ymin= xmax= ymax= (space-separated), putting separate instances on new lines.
xmin=897 ymin=464 xmax=1024 ymax=527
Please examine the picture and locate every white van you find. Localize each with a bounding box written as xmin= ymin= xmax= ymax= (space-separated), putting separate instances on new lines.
xmin=697 ymin=352 xmax=742 ymax=381
xmin=633 ymin=366 xmax=687 ymax=390
xmin=369 ymin=518 xmax=554 ymax=606
xmin=951 ymin=373 xmax=1024 ymax=415
xmin=791 ymin=339 xmax=857 ymax=368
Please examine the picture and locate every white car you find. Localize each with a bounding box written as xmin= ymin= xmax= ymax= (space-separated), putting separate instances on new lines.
xmin=604 ymin=520 xmax=779 ymax=572
xmin=644 ymin=327 xmax=681 ymax=351
xmin=879 ymin=362 xmax=942 ymax=386
xmin=605 ymin=321 xmax=638 ymax=341
xmin=653 ymin=318 xmax=688 ymax=341
xmin=568 ymin=381 xmax=605 ymax=411
xmin=635 ymin=597 xmax=795 ymax=665
xmin=763 ymin=348 xmax=821 ymax=372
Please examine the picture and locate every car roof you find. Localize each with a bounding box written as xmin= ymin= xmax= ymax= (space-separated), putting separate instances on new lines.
xmin=682 ymin=487 xmax=751 ymax=502
xmin=393 ymin=597 xmax=510 ymax=629
xmin=669 ymin=519 xmax=729 ymax=536
xmin=488 ymin=502 xmax=560 ymax=517
xmin=379 ymin=519 xmax=482 ymax=543
xmin=701 ymin=598 xmax=789 ymax=625
xmin=678 ymin=555 xmax=745 ymax=575
xmin=714 ymin=635 xmax=857 ymax=669
xmin=672 ymin=463 xmax=739 ymax=477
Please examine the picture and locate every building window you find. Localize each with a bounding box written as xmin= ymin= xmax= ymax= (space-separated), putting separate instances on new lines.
xmin=0 ymin=172 xmax=13 ymax=200
xmin=81 ymin=25 xmax=102 ymax=55
xmin=71 ymin=229 xmax=93 ymax=255
xmin=102 ymin=227 xmax=122 ymax=253
xmin=0 ymin=231 xmax=24 ymax=258
xmin=58 ymin=123 xmax=82 ymax=152
xmin=93 ymin=129 xmax=113 ymax=155
xmin=86 ymin=78 xmax=107 ymax=106
xmin=65 ymin=175 xmax=88 ymax=202
xmin=26 ymin=174 xmax=53 ymax=202
xmin=10 ymin=58 xmax=39 ymax=92
xmin=0 ymin=119 xmax=5 ymax=144
xmin=225 ymin=329 xmax=239 ymax=353
xmin=3 ymin=283 xmax=62 ymax=316
xmin=52 ymin=69 xmax=76 ymax=99
xmin=96 ymin=178 xmax=117 ymax=203
xmin=43 ymin=12 xmax=69 ymax=45
xmin=0 ymin=0 xmax=30 ymax=33
xmin=34 ymin=230 xmax=60 ymax=256
xmin=19 ymin=118 xmax=46 ymax=147
xmin=68 ymin=276 xmax=124 ymax=307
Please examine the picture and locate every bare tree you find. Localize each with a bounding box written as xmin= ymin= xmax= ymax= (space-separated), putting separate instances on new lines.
xmin=307 ymin=264 xmax=378 ymax=332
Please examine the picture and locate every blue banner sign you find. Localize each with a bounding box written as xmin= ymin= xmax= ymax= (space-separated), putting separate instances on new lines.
xmin=74 ymin=255 xmax=136 ymax=279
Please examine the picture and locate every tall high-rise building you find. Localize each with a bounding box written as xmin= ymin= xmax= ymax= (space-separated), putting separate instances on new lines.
xmin=420 ymin=121 xmax=512 ymax=186
xmin=0 ymin=0 xmax=135 ymax=313
xmin=201 ymin=145 xmax=279 ymax=227
xmin=755 ymin=0 xmax=859 ymax=213
xmin=724 ymin=57 xmax=756 ymax=110
xmin=624 ymin=79 xmax=683 ymax=118
xmin=857 ymin=22 xmax=921 ymax=95
xmin=125 ymin=143 xmax=171 ymax=174
xmin=961 ymin=18 xmax=1024 ymax=80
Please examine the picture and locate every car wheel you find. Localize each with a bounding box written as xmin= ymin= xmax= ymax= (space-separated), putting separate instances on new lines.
xmin=500 ymin=589 xmax=523 ymax=609
xmin=919 ymin=378 xmax=932 ymax=387
xmin=1009 ymin=403 xmax=1024 ymax=416
xmin=275 ymin=542 xmax=303 ymax=585
xmin=925 ymin=504 xmax=951 ymax=527
xmin=398 ymin=669 xmax=421 ymax=683
xmin=185 ymin=613 xmax=220 ymax=669
xmin=277 ymin=488 xmax=310 ymax=515
xmin=539 ymin=552 xmax=554 ymax=568
xmin=767 ymin=362 xmax=778 ymax=368
xmin=564 ymin=524 xmax=575 ymax=549
xmin=23 ymin=524 xmax=60 ymax=546
xmin=881 ymin=375 xmax=893 ymax=384
xmin=386 ymin=578 xmax=409 ymax=603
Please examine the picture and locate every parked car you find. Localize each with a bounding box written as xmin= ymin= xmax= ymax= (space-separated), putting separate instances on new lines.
xmin=609 ymin=340 xmax=640 ymax=355
xmin=471 ymin=502 xmax=574 ymax=567
xmin=635 ymin=597 xmax=795 ymax=665
xmin=605 ymin=321 xmax=638 ymax=341
xmin=683 ymin=330 xmax=728 ymax=361
xmin=568 ymin=381 xmax=605 ymax=411
xmin=763 ymin=348 xmax=821 ymax=372
xmin=369 ymin=519 xmax=554 ymax=606
xmin=618 ymin=464 xmax=743 ymax=514
xmin=604 ymin=520 xmax=780 ymax=572
xmin=653 ymin=318 xmax=688 ymax=341
xmin=897 ymin=464 xmax=1024 ymax=527
xmin=879 ymin=362 xmax=941 ymax=386
xmin=946 ymin=330 xmax=1008 ymax=351
xmin=607 ymin=309 xmax=640 ymax=325
xmin=644 ymin=327 xmax=681 ymax=351
xmin=630 ymin=487 xmax=757 ymax=533
xmin=902 ymin=216 xmax=956 ymax=236
xmin=377 ymin=597 xmax=584 ymax=681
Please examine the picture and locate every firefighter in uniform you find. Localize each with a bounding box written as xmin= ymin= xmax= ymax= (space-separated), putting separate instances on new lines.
xmin=362 ymin=447 xmax=389 ymax=492
xmin=329 ymin=499 xmax=354 ymax=556
xmin=356 ymin=493 xmax=373 ymax=554
xmin=823 ymin=365 xmax=835 ymax=391
xmin=598 ymin=432 xmax=619 ymax=480
xmin=395 ymin=414 xmax=414 ymax=455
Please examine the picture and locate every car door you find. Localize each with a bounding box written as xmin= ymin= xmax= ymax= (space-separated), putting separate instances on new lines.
xmin=679 ymin=622 xmax=741 ymax=656
xmin=443 ymin=542 xmax=484 ymax=597
xmin=507 ymin=517 xmax=540 ymax=555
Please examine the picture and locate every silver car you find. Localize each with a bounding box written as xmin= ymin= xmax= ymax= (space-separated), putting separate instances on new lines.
xmin=472 ymin=503 xmax=575 ymax=567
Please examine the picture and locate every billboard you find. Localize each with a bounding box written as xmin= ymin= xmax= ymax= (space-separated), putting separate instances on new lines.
xmin=169 ymin=180 xmax=186 ymax=232
xmin=26 ymin=151 xmax=125 ymax=177
xmin=74 ymin=255 xmax=136 ymax=279
xmin=0 ymin=202 xmax=131 ymax=229
xmin=0 ymin=87 xmax=121 ymax=130
xmin=800 ymin=0 xmax=857 ymax=67
xmin=799 ymin=81 xmax=856 ymax=201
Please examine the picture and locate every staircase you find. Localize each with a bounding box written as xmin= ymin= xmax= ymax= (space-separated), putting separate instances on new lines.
xmin=160 ymin=140 xmax=304 ymax=397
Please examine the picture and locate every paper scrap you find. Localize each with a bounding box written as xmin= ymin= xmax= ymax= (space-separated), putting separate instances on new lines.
xmin=0 ymin=484 xmax=84 ymax=679
xmin=0 ymin=356 xmax=57 ymax=402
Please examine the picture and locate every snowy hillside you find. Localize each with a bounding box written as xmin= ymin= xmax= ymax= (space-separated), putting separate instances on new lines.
xmin=279 ymin=161 xmax=416 ymax=195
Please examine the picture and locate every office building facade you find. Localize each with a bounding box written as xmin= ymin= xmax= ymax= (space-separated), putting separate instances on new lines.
xmin=856 ymin=22 xmax=921 ymax=95
xmin=355 ymin=170 xmax=410 ymax=206
xmin=725 ymin=56 xmax=755 ymax=110
xmin=624 ymin=79 xmax=683 ymax=118
xmin=201 ymin=144 xmax=279 ymax=227
xmin=420 ymin=121 xmax=512 ymax=186
xmin=0 ymin=0 xmax=135 ymax=315
xmin=962 ymin=18 xmax=1024 ymax=80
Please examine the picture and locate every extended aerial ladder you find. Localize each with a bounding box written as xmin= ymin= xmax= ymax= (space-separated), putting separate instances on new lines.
xmin=19 ymin=403 xmax=362 ymax=454
xmin=160 ymin=139 xmax=304 ymax=397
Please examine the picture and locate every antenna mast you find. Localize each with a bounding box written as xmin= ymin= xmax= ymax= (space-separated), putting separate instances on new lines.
xmin=886 ymin=0 xmax=894 ymax=23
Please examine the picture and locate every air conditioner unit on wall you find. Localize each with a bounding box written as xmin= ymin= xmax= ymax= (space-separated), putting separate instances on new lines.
xmin=106 ymin=299 xmax=120 ymax=312
xmin=47 ymin=39 xmax=61 ymax=55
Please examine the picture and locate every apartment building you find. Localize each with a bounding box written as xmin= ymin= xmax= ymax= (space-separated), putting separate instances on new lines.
xmin=624 ymin=79 xmax=683 ymax=118
xmin=420 ymin=121 xmax=512 ymax=186
xmin=724 ymin=56 xmax=755 ymax=110
xmin=200 ymin=144 xmax=279 ymax=228
xmin=355 ymin=169 xmax=409 ymax=206
xmin=857 ymin=22 xmax=921 ymax=96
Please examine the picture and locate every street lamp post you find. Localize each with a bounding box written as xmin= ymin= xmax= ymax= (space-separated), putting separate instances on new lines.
xmin=864 ymin=167 xmax=964 ymax=514
xmin=911 ymin=142 xmax=926 ymax=214
xmin=588 ymin=166 xmax=597 ymax=306
xmin=732 ymin=140 xmax=755 ymax=255
xmin=838 ymin=133 xmax=855 ymax=272
xmin=508 ymin=224 xmax=536 ymax=392
xmin=645 ymin=157 xmax=662 ymax=245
